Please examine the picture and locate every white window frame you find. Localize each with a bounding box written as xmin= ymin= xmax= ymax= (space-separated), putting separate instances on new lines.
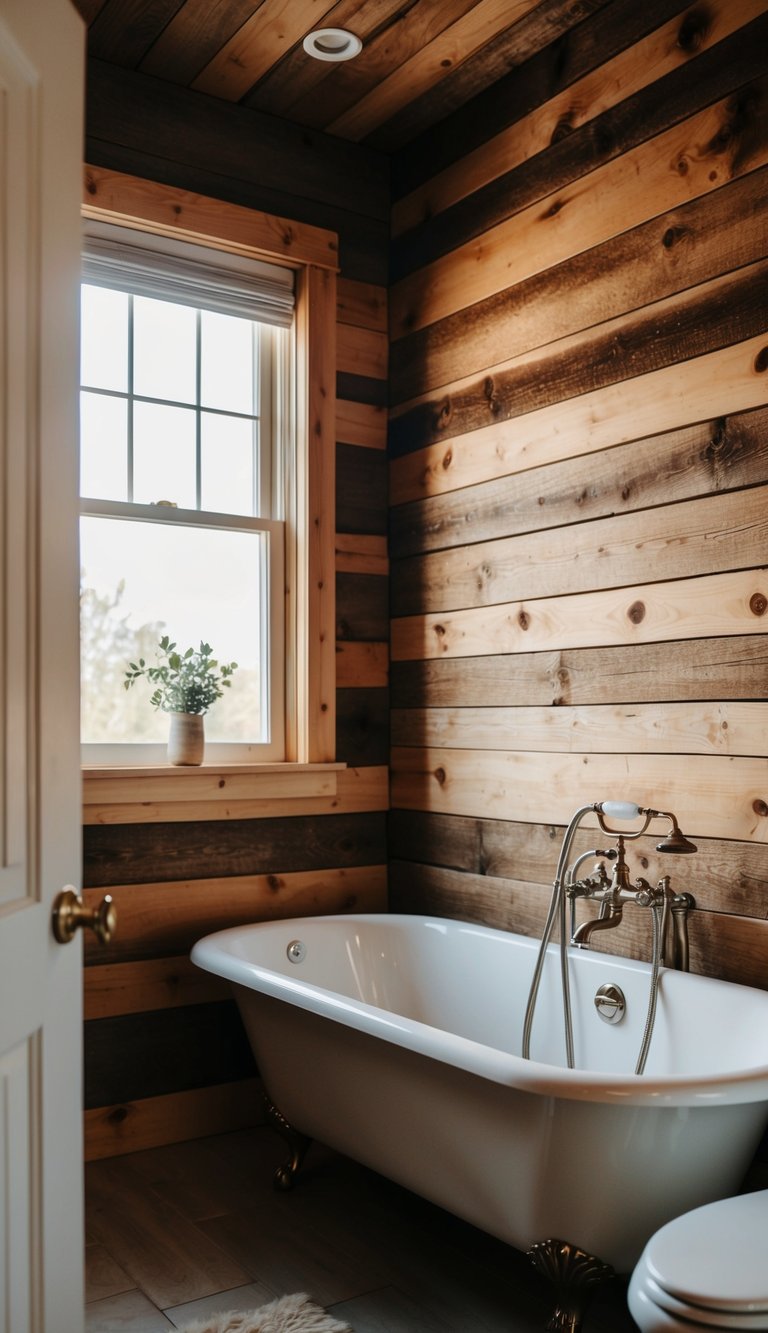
xmin=80 ymin=166 xmax=338 ymax=776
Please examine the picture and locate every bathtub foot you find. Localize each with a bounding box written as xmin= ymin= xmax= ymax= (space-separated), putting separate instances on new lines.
xmin=264 ymin=1097 xmax=312 ymax=1190
xmin=527 ymin=1238 xmax=614 ymax=1332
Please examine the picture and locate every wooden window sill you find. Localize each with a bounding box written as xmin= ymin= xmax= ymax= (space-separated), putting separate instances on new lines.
xmin=82 ymin=761 xmax=348 ymax=825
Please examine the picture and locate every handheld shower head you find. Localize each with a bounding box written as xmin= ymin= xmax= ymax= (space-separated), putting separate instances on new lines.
xmin=596 ymin=801 xmax=698 ymax=852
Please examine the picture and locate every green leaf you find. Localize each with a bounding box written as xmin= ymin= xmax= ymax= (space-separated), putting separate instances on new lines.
xmin=123 ymin=634 xmax=239 ymax=716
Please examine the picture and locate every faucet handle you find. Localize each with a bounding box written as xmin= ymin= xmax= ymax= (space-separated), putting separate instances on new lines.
xmin=567 ymin=861 xmax=612 ymax=898
xmin=632 ymin=877 xmax=655 ymax=906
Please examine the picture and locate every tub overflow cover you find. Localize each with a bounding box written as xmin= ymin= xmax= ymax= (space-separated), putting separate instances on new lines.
xmin=594 ymin=983 xmax=625 ymax=1024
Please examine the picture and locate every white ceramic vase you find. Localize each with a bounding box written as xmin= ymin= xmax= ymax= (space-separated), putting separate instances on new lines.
xmin=167 ymin=711 xmax=204 ymax=766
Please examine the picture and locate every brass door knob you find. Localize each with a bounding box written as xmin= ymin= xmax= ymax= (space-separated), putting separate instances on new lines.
xmin=52 ymin=888 xmax=117 ymax=945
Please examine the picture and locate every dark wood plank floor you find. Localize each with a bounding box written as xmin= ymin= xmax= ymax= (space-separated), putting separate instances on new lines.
xmin=84 ymin=1126 xmax=639 ymax=1331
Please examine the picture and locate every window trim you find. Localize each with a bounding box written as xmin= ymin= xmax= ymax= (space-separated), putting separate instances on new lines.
xmin=81 ymin=165 xmax=338 ymax=769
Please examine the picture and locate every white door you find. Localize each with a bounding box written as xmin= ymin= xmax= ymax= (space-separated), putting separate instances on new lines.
xmin=0 ymin=1 xmax=85 ymax=1330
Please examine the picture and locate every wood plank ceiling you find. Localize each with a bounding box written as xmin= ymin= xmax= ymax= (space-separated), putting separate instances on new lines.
xmin=72 ymin=0 xmax=608 ymax=151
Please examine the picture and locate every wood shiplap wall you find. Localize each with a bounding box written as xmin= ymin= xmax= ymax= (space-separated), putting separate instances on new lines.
xmin=82 ymin=70 xmax=389 ymax=1159
xmin=82 ymin=1 xmax=768 ymax=1159
xmin=388 ymin=0 xmax=768 ymax=988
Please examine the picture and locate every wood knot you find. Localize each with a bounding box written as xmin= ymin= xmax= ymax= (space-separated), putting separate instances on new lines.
xmin=544 ymin=198 xmax=564 ymax=218
xmin=483 ymin=377 xmax=502 ymax=417
xmin=749 ymin=592 xmax=767 ymax=617
xmin=754 ymin=347 xmax=768 ymax=374
xmin=753 ymin=799 xmax=768 ymax=818
xmin=218 ymin=778 xmax=226 ymax=788
xmin=442 ymin=448 xmax=453 ymax=471
xmin=676 ymin=157 xmax=689 ymax=175
xmin=662 ymin=225 xmax=687 ymax=249
xmin=550 ymin=113 xmax=574 ymax=144
xmin=108 ymin=1106 xmax=129 ymax=1124
xmin=436 ymin=399 xmax=452 ymax=430
xmin=518 ymin=610 xmax=530 ymax=630
xmin=85 ymin=175 xmax=97 ymax=196
xmin=434 ymin=767 xmax=446 ymax=785
xmin=627 ymin=600 xmax=646 ymax=624
xmin=705 ymin=418 xmax=727 ymax=457
xmin=676 ymin=5 xmax=710 ymax=54
xmin=267 ymin=875 xmax=284 ymax=892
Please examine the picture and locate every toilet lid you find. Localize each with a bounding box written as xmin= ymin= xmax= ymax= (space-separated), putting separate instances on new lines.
xmin=635 ymin=1272 xmax=768 ymax=1329
xmin=644 ymin=1190 xmax=768 ymax=1316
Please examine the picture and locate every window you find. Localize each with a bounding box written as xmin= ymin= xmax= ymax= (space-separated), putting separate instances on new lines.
xmin=80 ymin=168 xmax=338 ymax=776
xmin=79 ymin=223 xmax=293 ymax=763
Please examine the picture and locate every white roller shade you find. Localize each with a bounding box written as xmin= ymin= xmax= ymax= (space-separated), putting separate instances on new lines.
xmin=82 ymin=220 xmax=295 ymax=328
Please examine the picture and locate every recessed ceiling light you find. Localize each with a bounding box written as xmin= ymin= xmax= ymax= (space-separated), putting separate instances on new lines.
xmin=303 ymin=28 xmax=362 ymax=62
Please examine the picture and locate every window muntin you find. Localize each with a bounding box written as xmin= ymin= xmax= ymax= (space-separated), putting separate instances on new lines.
xmin=79 ymin=228 xmax=292 ymax=764
xmin=79 ymin=285 xmax=280 ymax=517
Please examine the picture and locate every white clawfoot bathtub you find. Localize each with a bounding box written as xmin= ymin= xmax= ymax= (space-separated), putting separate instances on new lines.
xmin=191 ymin=913 xmax=768 ymax=1272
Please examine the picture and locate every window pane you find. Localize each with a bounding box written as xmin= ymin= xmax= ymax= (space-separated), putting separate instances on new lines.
xmin=133 ymin=401 xmax=197 ymax=508
xmin=81 ymin=285 xmax=128 ymax=392
xmin=133 ymin=296 xmax=197 ymax=404
xmin=80 ymin=516 xmax=266 ymax=744
xmin=80 ymin=391 xmax=128 ymax=500
xmin=201 ymin=311 xmax=256 ymax=415
xmin=201 ymin=413 xmax=255 ymax=516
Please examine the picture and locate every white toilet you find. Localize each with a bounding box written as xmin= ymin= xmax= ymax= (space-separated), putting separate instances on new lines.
xmin=628 ymin=1189 xmax=768 ymax=1330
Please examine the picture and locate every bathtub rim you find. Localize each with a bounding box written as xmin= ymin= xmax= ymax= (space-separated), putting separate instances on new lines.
xmin=190 ymin=912 xmax=768 ymax=1110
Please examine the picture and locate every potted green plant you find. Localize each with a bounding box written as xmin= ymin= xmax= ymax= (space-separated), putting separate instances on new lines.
xmin=124 ymin=635 xmax=238 ymax=765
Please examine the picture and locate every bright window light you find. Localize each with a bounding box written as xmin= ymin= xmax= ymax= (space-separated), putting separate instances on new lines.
xmin=80 ymin=515 xmax=270 ymax=747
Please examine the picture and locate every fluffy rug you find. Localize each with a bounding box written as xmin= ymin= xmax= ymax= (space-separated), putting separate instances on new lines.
xmin=175 ymin=1292 xmax=353 ymax=1333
